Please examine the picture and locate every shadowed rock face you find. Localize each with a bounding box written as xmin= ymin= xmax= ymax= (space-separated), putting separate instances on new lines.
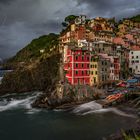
xmin=0 ymin=54 xmax=61 ymax=95
xmin=0 ymin=33 xmax=60 ymax=95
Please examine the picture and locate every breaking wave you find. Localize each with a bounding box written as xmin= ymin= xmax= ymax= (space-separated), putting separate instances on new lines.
xmin=0 ymin=92 xmax=42 ymax=114
xmin=73 ymin=101 xmax=136 ymax=118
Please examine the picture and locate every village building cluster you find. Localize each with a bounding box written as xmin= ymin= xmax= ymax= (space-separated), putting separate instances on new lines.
xmin=59 ymin=15 xmax=140 ymax=86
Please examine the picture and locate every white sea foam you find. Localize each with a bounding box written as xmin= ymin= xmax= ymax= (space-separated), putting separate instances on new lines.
xmin=0 ymin=77 xmax=3 ymax=84
xmin=73 ymin=101 xmax=136 ymax=118
xmin=0 ymin=92 xmax=42 ymax=113
xmin=73 ymin=101 xmax=102 ymax=114
xmin=25 ymin=108 xmax=41 ymax=115
xmin=53 ymin=109 xmax=64 ymax=112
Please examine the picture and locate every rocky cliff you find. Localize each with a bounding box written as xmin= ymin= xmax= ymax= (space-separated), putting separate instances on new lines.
xmin=0 ymin=33 xmax=60 ymax=95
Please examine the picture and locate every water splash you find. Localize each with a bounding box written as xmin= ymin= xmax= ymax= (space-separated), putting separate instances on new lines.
xmin=0 ymin=92 xmax=42 ymax=114
xmin=73 ymin=101 xmax=102 ymax=114
xmin=73 ymin=101 xmax=136 ymax=118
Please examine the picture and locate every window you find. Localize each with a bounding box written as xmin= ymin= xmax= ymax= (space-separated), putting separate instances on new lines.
xmin=87 ymin=64 xmax=89 ymax=68
xmin=102 ymin=76 xmax=104 ymax=81
xmin=95 ymin=71 xmax=97 ymax=75
xmin=76 ymin=56 xmax=78 ymax=60
xmin=82 ymin=64 xmax=84 ymax=68
xmin=94 ymin=77 xmax=96 ymax=83
xmin=102 ymin=61 xmax=104 ymax=65
xmin=86 ymin=71 xmax=90 ymax=75
xmin=136 ymin=56 xmax=139 ymax=59
xmin=131 ymin=60 xmax=134 ymax=63
xmin=131 ymin=51 xmax=133 ymax=54
xmin=95 ymin=65 xmax=97 ymax=68
xmin=82 ymin=56 xmax=84 ymax=61
xmin=87 ymin=57 xmax=89 ymax=61
xmin=132 ymin=56 xmax=134 ymax=59
xmin=82 ymin=52 xmax=84 ymax=55
xmin=76 ymin=71 xmax=78 ymax=75
xmin=82 ymin=71 xmax=84 ymax=75
xmin=76 ymin=64 xmax=78 ymax=68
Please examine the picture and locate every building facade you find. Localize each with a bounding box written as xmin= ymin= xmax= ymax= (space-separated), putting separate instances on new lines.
xmin=90 ymin=55 xmax=99 ymax=86
xmin=129 ymin=46 xmax=140 ymax=74
xmin=64 ymin=46 xmax=91 ymax=85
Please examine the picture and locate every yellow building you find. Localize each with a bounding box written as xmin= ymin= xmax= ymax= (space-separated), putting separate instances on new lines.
xmin=90 ymin=55 xmax=99 ymax=86
xmin=134 ymin=22 xmax=140 ymax=28
xmin=123 ymin=19 xmax=134 ymax=27
xmin=71 ymin=24 xmax=76 ymax=31
xmin=118 ymin=24 xmax=128 ymax=36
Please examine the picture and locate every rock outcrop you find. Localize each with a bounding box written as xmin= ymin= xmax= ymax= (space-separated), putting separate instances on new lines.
xmin=0 ymin=33 xmax=60 ymax=95
xmin=0 ymin=54 xmax=61 ymax=95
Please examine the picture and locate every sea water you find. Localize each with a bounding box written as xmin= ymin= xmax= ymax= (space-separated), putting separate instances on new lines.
xmin=0 ymin=92 xmax=137 ymax=140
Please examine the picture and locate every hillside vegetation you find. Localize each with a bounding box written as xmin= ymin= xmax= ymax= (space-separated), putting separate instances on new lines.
xmin=7 ymin=33 xmax=59 ymax=65
xmin=130 ymin=14 xmax=140 ymax=22
xmin=0 ymin=33 xmax=61 ymax=94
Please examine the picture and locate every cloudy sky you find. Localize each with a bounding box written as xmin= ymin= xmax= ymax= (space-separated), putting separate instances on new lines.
xmin=0 ymin=0 xmax=140 ymax=59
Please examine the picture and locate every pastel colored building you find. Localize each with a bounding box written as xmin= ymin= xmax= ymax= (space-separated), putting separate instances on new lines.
xmin=93 ymin=31 xmax=113 ymax=42
xmin=89 ymin=17 xmax=113 ymax=32
xmin=129 ymin=46 xmax=140 ymax=74
xmin=98 ymin=54 xmax=111 ymax=82
xmin=90 ymin=55 xmax=99 ymax=86
xmin=98 ymin=54 xmax=120 ymax=82
xmin=75 ymin=15 xmax=86 ymax=25
xmin=111 ymin=44 xmax=130 ymax=79
xmin=118 ymin=24 xmax=128 ymax=36
xmin=93 ymin=41 xmax=112 ymax=55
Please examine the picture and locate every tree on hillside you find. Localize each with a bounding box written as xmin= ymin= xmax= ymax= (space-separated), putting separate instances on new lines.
xmin=130 ymin=14 xmax=140 ymax=22
xmin=65 ymin=15 xmax=77 ymax=23
xmin=62 ymin=15 xmax=77 ymax=28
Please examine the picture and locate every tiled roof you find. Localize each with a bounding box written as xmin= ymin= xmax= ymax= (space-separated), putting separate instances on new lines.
xmin=125 ymin=34 xmax=133 ymax=40
xmin=113 ymin=37 xmax=125 ymax=45
xmin=131 ymin=45 xmax=140 ymax=51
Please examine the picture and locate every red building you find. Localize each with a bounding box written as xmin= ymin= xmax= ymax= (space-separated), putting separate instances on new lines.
xmin=64 ymin=46 xmax=91 ymax=85
xmin=70 ymin=25 xmax=86 ymax=41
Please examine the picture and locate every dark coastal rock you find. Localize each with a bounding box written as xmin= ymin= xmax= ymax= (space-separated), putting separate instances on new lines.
xmin=138 ymin=112 xmax=140 ymax=116
xmin=0 ymin=54 xmax=61 ymax=95
xmin=31 ymin=84 xmax=100 ymax=109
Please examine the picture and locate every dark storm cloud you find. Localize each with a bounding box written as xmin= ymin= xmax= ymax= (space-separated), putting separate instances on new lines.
xmin=0 ymin=0 xmax=140 ymax=59
xmin=0 ymin=0 xmax=12 ymax=5
xmin=77 ymin=0 xmax=140 ymax=18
